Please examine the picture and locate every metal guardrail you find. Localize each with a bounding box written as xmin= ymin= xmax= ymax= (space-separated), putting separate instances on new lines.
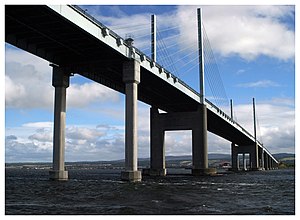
xmin=205 ymin=98 xmax=259 ymax=144
xmin=205 ymin=99 xmax=277 ymax=162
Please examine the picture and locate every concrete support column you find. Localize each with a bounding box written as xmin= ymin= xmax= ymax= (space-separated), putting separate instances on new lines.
xmin=268 ymin=156 xmax=272 ymax=170
xmin=192 ymin=104 xmax=216 ymax=175
xmin=231 ymin=143 xmax=239 ymax=171
xmin=250 ymin=144 xmax=259 ymax=170
xmin=243 ymin=153 xmax=247 ymax=170
xmin=270 ymin=159 xmax=274 ymax=170
xmin=264 ymin=153 xmax=269 ymax=170
xmin=49 ymin=66 xmax=69 ymax=181
xmin=121 ymin=60 xmax=141 ymax=182
xmin=148 ymin=107 xmax=166 ymax=176
xmin=261 ymin=149 xmax=265 ymax=170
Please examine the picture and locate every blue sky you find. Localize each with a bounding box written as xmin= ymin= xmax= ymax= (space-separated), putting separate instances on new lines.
xmin=4 ymin=4 xmax=295 ymax=162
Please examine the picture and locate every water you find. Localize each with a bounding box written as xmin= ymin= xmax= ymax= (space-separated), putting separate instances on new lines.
xmin=5 ymin=168 xmax=295 ymax=215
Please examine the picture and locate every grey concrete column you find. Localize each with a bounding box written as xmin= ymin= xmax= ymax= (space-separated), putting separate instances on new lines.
xmin=121 ymin=60 xmax=141 ymax=182
xmin=49 ymin=67 xmax=69 ymax=181
xmin=192 ymin=104 xmax=216 ymax=175
xmin=243 ymin=153 xmax=247 ymax=171
xmin=250 ymin=144 xmax=259 ymax=170
xmin=149 ymin=107 xmax=166 ymax=176
xmin=237 ymin=154 xmax=240 ymax=170
xmin=231 ymin=143 xmax=238 ymax=171
xmin=261 ymin=149 xmax=265 ymax=170
xmin=268 ymin=156 xmax=272 ymax=170
xmin=264 ymin=153 xmax=269 ymax=170
xmin=270 ymin=159 xmax=274 ymax=170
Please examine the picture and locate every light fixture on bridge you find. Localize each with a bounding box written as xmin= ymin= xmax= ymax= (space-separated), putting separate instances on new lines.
xmin=140 ymin=54 xmax=146 ymax=62
xmin=159 ymin=67 xmax=164 ymax=74
xmin=101 ymin=28 xmax=110 ymax=37
xmin=125 ymin=34 xmax=134 ymax=46
xmin=150 ymin=61 xmax=155 ymax=68
xmin=116 ymin=38 xmax=123 ymax=47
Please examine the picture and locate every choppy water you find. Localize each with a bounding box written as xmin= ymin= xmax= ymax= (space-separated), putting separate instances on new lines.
xmin=5 ymin=168 xmax=295 ymax=215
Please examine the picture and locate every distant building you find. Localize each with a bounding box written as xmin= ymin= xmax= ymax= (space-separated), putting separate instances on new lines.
xmin=219 ymin=162 xmax=231 ymax=169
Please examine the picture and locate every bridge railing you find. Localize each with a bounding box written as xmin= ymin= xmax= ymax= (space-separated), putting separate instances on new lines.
xmin=205 ymin=98 xmax=255 ymax=143
xmin=70 ymin=5 xmax=123 ymax=40
xmin=205 ymin=98 xmax=278 ymax=162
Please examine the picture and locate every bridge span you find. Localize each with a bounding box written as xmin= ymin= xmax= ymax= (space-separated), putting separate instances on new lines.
xmin=5 ymin=5 xmax=278 ymax=181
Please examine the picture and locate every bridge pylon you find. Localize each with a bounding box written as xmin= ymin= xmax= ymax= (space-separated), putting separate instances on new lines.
xmin=143 ymin=104 xmax=216 ymax=176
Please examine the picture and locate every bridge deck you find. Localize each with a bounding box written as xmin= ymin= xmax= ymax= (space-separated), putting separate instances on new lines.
xmin=5 ymin=5 xmax=277 ymax=163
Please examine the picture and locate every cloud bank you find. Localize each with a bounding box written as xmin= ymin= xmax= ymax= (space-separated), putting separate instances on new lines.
xmin=5 ymin=48 xmax=120 ymax=109
xmin=89 ymin=5 xmax=294 ymax=61
xmin=176 ymin=5 xmax=294 ymax=61
xmin=5 ymin=99 xmax=294 ymax=162
xmin=237 ymin=80 xmax=281 ymax=88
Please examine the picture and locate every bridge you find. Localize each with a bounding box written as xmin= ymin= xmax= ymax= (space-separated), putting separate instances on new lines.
xmin=5 ymin=5 xmax=279 ymax=181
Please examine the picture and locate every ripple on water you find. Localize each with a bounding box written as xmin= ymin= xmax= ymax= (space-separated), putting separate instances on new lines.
xmin=5 ymin=168 xmax=295 ymax=215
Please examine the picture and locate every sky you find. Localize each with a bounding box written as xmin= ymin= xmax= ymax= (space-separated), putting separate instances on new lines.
xmin=4 ymin=2 xmax=296 ymax=163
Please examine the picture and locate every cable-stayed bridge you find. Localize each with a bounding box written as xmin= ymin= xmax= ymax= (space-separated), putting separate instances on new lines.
xmin=5 ymin=5 xmax=278 ymax=182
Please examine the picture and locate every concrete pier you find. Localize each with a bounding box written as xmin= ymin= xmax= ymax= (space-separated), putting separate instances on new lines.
xmin=231 ymin=143 xmax=239 ymax=171
xmin=192 ymin=104 xmax=214 ymax=175
xmin=121 ymin=60 xmax=142 ymax=182
xmin=149 ymin=107 xmax=167 ymax=176
xmin=261 ymin=149 xmax=265 ymax=170
xmin=270 ymin=158 xmax=274 ymax=170
xmin=242 ymin=153 xmax=247 ymax=170
xmin=264 ymin=153 xmax=269 ymax=170
xmin=231 ymin=144 xmax=262 ymax=171
xmin=230 ymin=142 xmax=281 ymax=171
xmin=144 ymin=104 xmax=216 ymax=176
xmin=49 ymin=66 xmax=69 ymax=181
xmin=250 ymin=144 xmax=259 ymax=170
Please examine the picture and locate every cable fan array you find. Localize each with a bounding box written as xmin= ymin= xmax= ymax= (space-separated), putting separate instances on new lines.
xmin=106 ymin=14 xmax=265 ymax=145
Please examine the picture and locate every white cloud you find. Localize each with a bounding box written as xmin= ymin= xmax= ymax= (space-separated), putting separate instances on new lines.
xmin=5 ymin=47 xmax=50 ymax=74
xmin=5 ymin=98 xmax=294 ymax=162
xmin=5 ymin=135 xmax=18 ymax=141
xmin=236 ymin=80 xmax=281 ymax=88
xmin=176 ymin=5 xmax=294 ymax=61
xmin=93 ymin=12 xmax=151 ymax=50
xmin=29 ymin=132 xmax=52 ymax=143
xmin=66 ymin=126 xmax=105 ymax=142
xmin=67 ymin=82 xmax=119 ymax=108
xmin=5 ymin=47 xmax=121 ymax=109
xmin=267 ymin=97 xmax=294 ymax=106
xmin=5 ymin=140 xmax=52 ymax=162
xmin=5 ymin=122 xmax=124 ymax=162
xmin=231 ymin=100 xmax=295 ymax=153
xmin=88 ymin=6 xmax=179 ymax=52
xmin=23 ymin=122 xmax=53 ymax=128
xmin=165 ymin=131 xmax=192 ymax=156
xmin=236 ymin=69 xmax=246 ymax=75
xmin=5 ymin=75 xmax=26 ymax=106
xmin=5 ymin=60 xmax=53 ymax=109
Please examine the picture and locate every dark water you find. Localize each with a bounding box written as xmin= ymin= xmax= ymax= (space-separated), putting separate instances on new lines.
xmin=5 ymin=168 xmax=295 ymax=215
